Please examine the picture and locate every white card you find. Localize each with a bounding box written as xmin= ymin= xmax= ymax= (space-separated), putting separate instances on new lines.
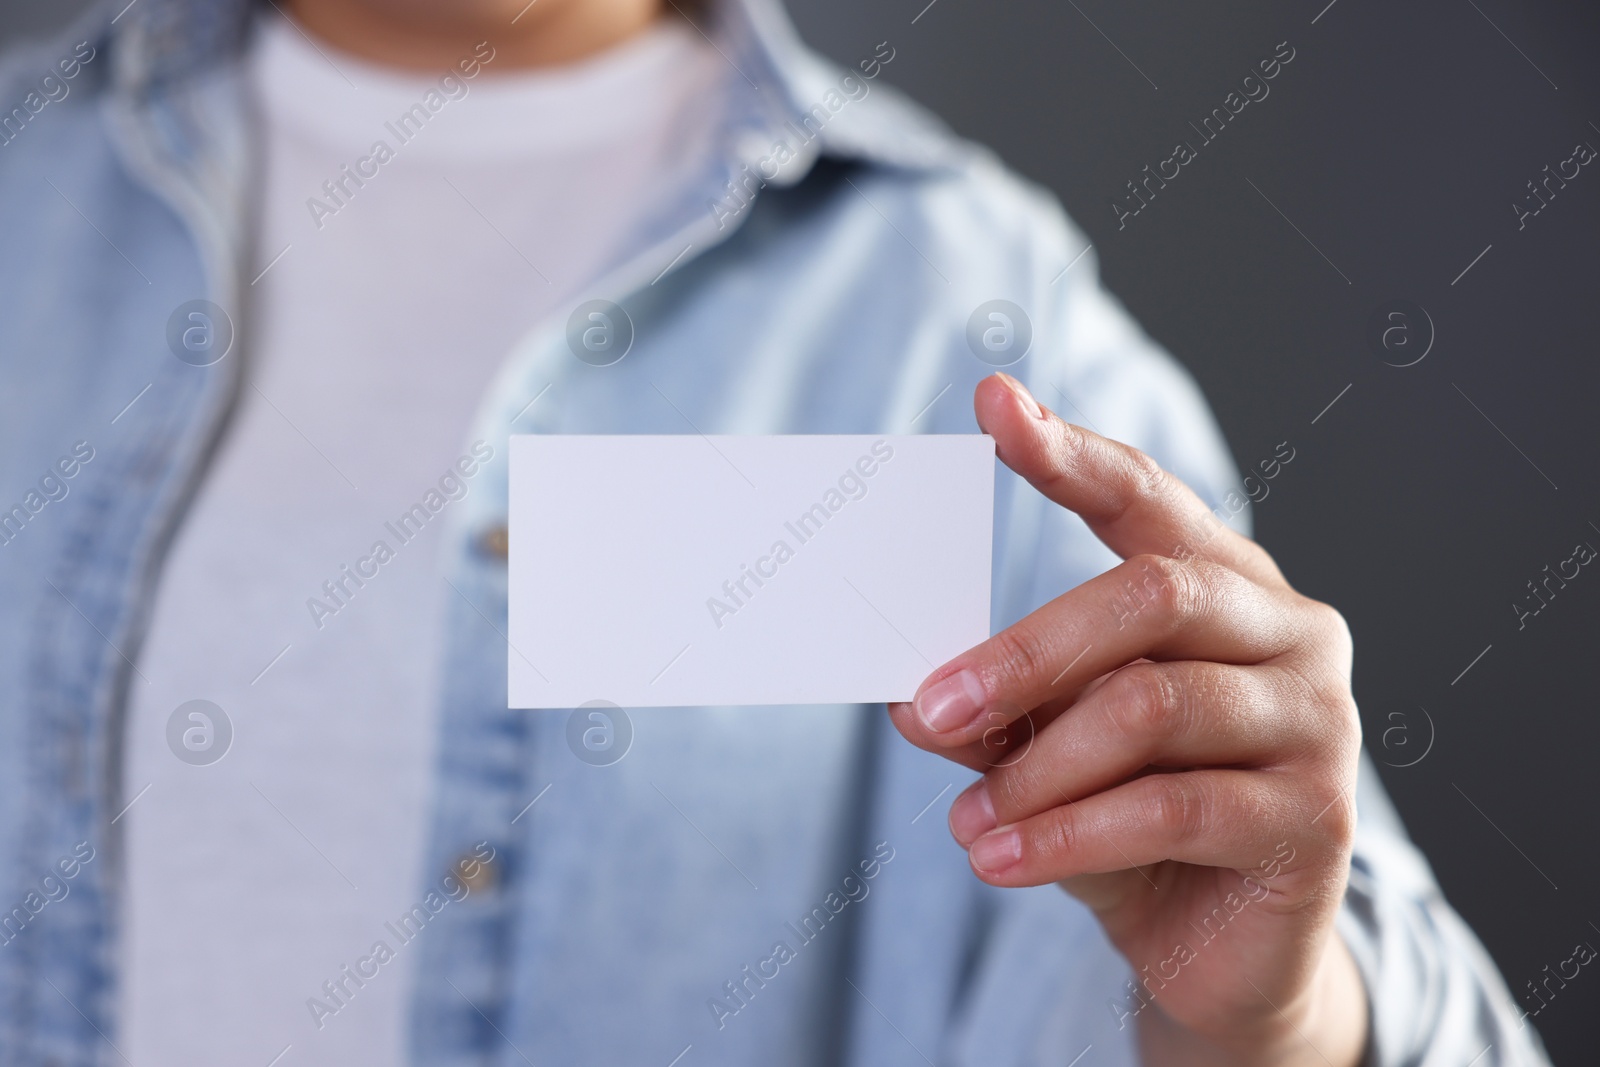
xmin=507 ymin=435 xmax=994 ymax=708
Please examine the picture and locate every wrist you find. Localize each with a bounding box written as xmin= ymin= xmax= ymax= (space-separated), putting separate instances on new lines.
xmin=1136 ymin=934 xmax=1370 ymax=1067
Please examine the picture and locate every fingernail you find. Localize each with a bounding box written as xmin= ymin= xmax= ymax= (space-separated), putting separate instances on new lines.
xmin=915 ymin=669 xmax=986 ymax=734
xmin=969 ymin=827 xmax=1022 ymax=874
xmin=949 ymin=781 xmax=997 ymax=845
xmin=995 ymin=372 xmax=1044 ymax=419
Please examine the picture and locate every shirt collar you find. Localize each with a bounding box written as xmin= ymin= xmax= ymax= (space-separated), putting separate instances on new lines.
xmin=101 ymin=0 xmax=968 ymax=176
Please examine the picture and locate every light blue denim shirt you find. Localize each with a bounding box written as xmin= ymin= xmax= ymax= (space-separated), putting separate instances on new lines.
xmin=0 ymin=0 xmax=1550 ymax=1064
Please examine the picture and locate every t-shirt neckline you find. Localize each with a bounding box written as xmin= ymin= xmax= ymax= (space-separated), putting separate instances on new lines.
xmin=248 ymin=10 xmax=718 ymax=159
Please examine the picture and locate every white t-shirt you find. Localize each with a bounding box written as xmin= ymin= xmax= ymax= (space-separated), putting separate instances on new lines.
xmin=120 ymin=14 xmax=722 ymax=1065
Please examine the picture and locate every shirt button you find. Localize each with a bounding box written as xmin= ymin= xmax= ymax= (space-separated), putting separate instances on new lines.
xmin=474 ymin=523 xmax=508 ymax=561
xmin=455 ymin=849 xmax=499 ymax=893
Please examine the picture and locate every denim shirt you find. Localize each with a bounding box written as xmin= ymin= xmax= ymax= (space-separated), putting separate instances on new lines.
xmin=0 ymin=0 xmax=1550 ymax=1064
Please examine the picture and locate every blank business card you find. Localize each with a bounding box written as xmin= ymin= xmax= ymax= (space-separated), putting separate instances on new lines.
xmin=507 ymin=434 xmax=994 ymax=708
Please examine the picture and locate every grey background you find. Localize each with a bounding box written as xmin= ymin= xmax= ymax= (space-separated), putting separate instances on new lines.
xmin=5 ymin=0 xmax=1597 ymax=1057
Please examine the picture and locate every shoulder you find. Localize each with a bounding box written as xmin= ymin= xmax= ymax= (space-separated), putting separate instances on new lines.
xmin=799 ymin=60 xmax=1087 ymax=280
xmin=775 ymin=65 xmax=1241 ymax=514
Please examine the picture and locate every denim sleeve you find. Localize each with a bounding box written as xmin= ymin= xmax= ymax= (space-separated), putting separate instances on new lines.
xmin=1340 ymin=752 xmax=1552 ymax=1066
xmin=987 ymin=185 xmax=1552 ymax=1064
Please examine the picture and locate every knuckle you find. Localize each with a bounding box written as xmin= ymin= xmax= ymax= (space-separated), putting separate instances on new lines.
xmin=1128 ymin=553 xmax=1201 ymax=626
xmin=986 ymin=773 xmax=1025 ymax=821
xmin=1146 ymin=773 xmax=1208 ymax=847
xmin=1309 ymin=778 xmax=1357 ymax=844
xmin=1279 ymin=670 xmax=1363 ymax=784
xmin=1126 ymin=550 xmax=1173 ymax=583
xmin=988 ymin=625 xmax=1051 ymax=690
xmin=1328 ymin=703 xmax=1364 ymax=779
xmin=1104 ymin=665 xmax=1181 ymax=745
xmin=987 ymin=760 xmax=1040 ymax=818
xmin=1126 ymin=446 xmax=1168 ymax=496
xmin=1324 ymin=679 xmax=1361 ymax=739
xmin=1051 ymin=416 xmax=1090 ymax=460
xmin=1340 ymin=694 xmax=1363 ymax=752
xmin=1304 ymin=599 xmax=1352 ymax=654
xmin=1042 ymin=418 xmax=1090 ymax=481
xmin=1093 ymin=442 xmax=1170 ymax=525
xmin=1283 ymin=604 xmax=1362 ymax=740
xmin=1030 ymin=806 xmax=1079 ymax=861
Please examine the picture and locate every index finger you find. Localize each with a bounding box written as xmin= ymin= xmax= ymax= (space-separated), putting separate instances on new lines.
xmin=897 ymin=552 xmax=1303 ymax=749
xmin=977 ymin=373 xmax=1283 ymax=588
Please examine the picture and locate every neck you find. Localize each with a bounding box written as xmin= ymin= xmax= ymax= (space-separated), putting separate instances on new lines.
xmin=284 ymin=0 xmax=665 ymax=72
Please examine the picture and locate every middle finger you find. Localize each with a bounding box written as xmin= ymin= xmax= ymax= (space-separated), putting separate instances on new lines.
xmin=947 ymin=660 xmax=1315 ymax=845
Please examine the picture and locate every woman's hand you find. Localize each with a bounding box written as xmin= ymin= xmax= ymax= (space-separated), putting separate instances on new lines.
xmin=888 ymin=374 xmax=1369 ymax=1066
